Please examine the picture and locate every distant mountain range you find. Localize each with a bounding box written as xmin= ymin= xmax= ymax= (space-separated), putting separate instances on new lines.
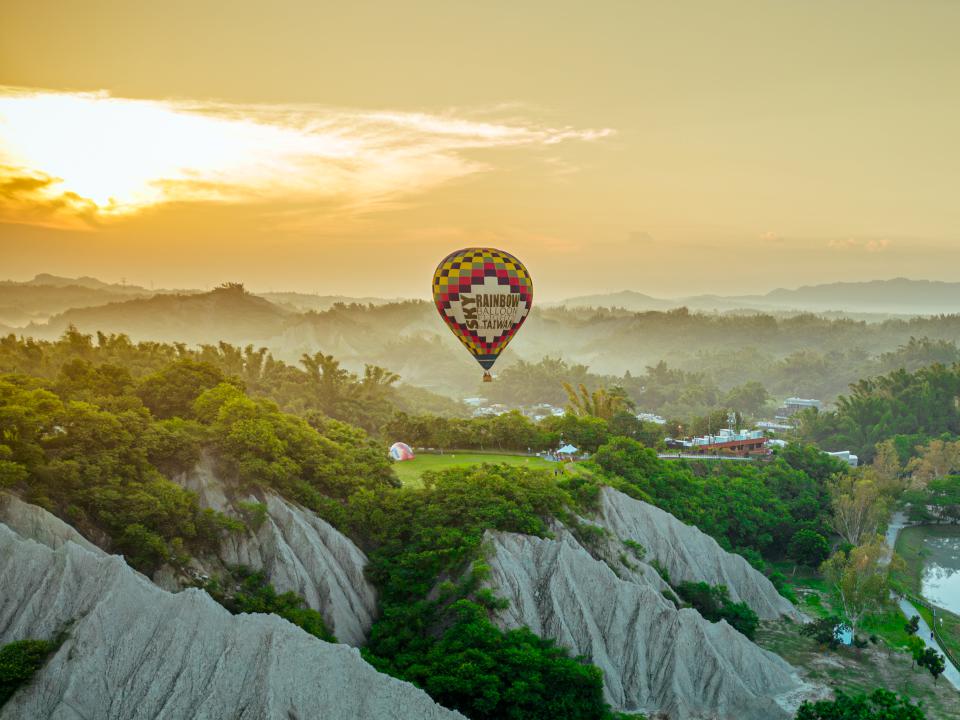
xmin=0 ymin=275 xmax=156 ymax=326
xmin=559 ymin=278 xmax=960 ymax=316
xmin=0 ymin=275 xmax=401 ymax=328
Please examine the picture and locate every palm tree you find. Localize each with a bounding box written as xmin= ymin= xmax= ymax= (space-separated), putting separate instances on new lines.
xmin=300 ymin=351 xmax=352 ymax=414
xmin=562 ymin=382 xmax=634 ymax=420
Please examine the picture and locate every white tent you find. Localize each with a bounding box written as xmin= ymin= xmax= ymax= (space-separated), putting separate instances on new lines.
xmin=557 ymin=444 xmax=578 ymax=455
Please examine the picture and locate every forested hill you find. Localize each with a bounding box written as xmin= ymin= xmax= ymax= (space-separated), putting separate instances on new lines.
xmin=27 ymin=283 xmax=292 ymax=346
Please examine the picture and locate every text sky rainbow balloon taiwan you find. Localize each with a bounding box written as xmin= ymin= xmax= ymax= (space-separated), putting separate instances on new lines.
xmin=432 ymin=247 xmax=533 ymax=381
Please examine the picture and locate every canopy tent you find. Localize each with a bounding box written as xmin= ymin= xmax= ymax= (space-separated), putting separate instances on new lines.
xmin=557 ymin=444 xmax=578 ymax=455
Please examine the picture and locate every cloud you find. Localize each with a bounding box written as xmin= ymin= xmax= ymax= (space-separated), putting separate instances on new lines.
xmin=828 ymin=237 xmax=891 ymax=252
xmin=0 ymin=87 xmax=613 ymax=229
xmin=0 ymin=167 xmax=101 ymax=229
xmin=628 ymin=231 xmax=655 ymax=244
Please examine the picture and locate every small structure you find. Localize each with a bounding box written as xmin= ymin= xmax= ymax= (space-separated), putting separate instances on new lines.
xmin=775 ymin=397 xmax=821 ymax=421
xmin=389 ymin=442 xmax=415 ymax=462
xmin=557 ymin=444 xmax=578 ymax=460
xmin=826 ymin=450 xmax=859 ymax=468
xmin=834 ymin=623 xmax=853 ymax=646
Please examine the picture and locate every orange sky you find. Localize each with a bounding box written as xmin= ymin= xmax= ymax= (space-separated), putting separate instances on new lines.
xmin=2 ymin=1 xmax=959 ymax=300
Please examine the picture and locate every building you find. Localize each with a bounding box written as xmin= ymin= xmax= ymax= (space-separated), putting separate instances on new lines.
xmin=775 ymin=397 xmax=822 ymax=422
xmin=665 ymin=428 xmax=769 ymax=457
xmin=756 ymin=420 xmax=794 ymax=432
xmin=826 ymin=450 xmax=859 ymax=468
xmin=636 ymin=412 xmax=667 ymax=425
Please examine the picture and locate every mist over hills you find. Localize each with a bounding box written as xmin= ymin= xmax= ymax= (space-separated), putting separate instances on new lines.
xmin=4 ymin=276 xmax=960 ymax=407
xmin=0 ymin=274 xmax=403 ymax=328
xmin=8 ymin=273 xmax=960 ymax=405
xmin=561 ymin=278 xmax=960 ymax=316
xmin=27 ymin=283 xmax=293 ymax=346
xmin=0 ymin=275 xmax=154 ymax=326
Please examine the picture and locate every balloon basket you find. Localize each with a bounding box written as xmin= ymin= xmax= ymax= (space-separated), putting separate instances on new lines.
xmin=482 ymin=372 xmax=492 ymax=382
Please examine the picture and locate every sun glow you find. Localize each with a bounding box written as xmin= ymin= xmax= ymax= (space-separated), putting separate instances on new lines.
xmin=0 ymin=88 xmax=611 ymax=229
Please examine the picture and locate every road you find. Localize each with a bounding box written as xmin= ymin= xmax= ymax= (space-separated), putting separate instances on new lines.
xmin=886 ymin=511 xmax=960 ymax=690
xmin=896 ymin=598 xmax=960 ymax=689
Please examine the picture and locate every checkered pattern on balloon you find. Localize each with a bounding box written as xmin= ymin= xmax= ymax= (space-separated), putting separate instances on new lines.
xmin=432 ymin=247 xmax=533 ymax=376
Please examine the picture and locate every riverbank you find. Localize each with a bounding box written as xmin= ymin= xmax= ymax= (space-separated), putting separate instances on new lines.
xmin=896 ymin=524 xmax=960 ymax=613
xmin=886 ymin=512 xmax=960 ymax=690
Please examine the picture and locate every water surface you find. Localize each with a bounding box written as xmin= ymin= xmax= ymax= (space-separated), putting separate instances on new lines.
xmin=917 ymin=526 xmax=960 ymax=614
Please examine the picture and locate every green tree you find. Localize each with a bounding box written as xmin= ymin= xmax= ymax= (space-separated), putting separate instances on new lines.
xmin=794 ymin=689 xmax=926 ymax=720
xmin=820 ymin=536 xmax=898 ymax=639
xmin=918 ymin=647 xmax=946 ymax=684
xmin=904 ymin=615 xmax=920 ymax=636
xmin=722 ymin=381 xmax=770 ymax=417
xmin=608 ymin=412 xmax=664 ymax=448
xmin=828 ymin=473 xmax=890 ymax=547
xmin=408 ymin=600 xmax=612 ymax=720
xmin=788 ymin=529 xmax=831 ymax=567
xmin=563 ymin=383 xmax=633 ymax=420
xmin=137 ymin=360 xmax=232 ymax=419
xmin=906 ymin=636 xmax=925 ymax=668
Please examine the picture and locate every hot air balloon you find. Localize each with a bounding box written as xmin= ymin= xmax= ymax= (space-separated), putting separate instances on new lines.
xmin=389 ymin=441 xmax=415 ymax=461
xmin=432 ymin=247 xmax=533 ymax=382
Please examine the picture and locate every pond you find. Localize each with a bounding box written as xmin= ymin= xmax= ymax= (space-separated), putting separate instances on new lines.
xmin=906 ymin=525 xmax=960 ymax=614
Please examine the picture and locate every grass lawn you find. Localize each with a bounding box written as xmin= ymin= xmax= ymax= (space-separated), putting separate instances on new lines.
xmin=786 ymin=567 xmax=921 ymax=651
xmin=757 ymin=622 xmax=959 ymax=718
xmin=392 ymin=452 xmax=562 ymax=487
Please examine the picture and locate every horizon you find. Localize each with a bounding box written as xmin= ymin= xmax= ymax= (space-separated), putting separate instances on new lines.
xmin=5 ymin=270 xmax=960 ymax=305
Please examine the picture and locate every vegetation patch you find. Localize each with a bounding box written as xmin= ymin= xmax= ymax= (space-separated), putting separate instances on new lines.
xmin=0 ymin=638 xmax=59 ymax=707
xmin=198 ymin=566 xmax=335 ymax=643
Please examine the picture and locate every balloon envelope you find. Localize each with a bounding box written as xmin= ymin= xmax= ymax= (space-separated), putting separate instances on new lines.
xmin=432 ymin=247 xmax=533 ymax=375
xmin=389 ymin=442 xmax=415 ymax=461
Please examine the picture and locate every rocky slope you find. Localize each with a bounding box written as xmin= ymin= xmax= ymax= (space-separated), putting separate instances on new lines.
xmin=168 ymin=455 xmax=378 ymax=646
xmin=0 ymin=493 xmax=102 ymax=555
xmin=594 ymin=487 xmax=799 ymax=621
xmin=484 ymin=528 xmax=808 ymax=720
xmin=0 ymin=522 xmax=464 ymax=720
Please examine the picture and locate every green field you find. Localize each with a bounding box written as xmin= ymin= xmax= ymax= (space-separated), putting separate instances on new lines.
xmin=392 ymin=452 xmax=560 ymax=487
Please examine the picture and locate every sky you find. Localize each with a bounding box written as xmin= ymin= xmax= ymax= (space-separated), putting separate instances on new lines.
xmin=2 ymin=0 xmax=959 ymax=301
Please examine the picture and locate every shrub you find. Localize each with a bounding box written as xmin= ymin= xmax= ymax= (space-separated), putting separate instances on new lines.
xmin=675 ymin=581 xmax=759 ymax=639
xmin=0 ymin=639 xmax=57 ymax=706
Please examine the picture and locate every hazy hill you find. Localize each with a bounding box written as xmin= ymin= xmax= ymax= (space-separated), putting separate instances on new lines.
xmin=261 ymin=291 xmax=401 ymax=313
xmin=13 ymin=274 xmax=960 ymax=403
xmin=0 ymin=274 xmax=403 ymax=327
xmin=552 ymin=290 xmax=678 ymax=312
xmin=27 ymin=283 xmax=291 ymax=345
xmin=758 ymin=278 xmax=960 ymax=314
xmin=561 ymin=278 xmax=960 ymax=316
xmin=0 ymin=277 xmax=155 ymax=326
xmin=23 ymin=273 xmax=149 ymax=291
